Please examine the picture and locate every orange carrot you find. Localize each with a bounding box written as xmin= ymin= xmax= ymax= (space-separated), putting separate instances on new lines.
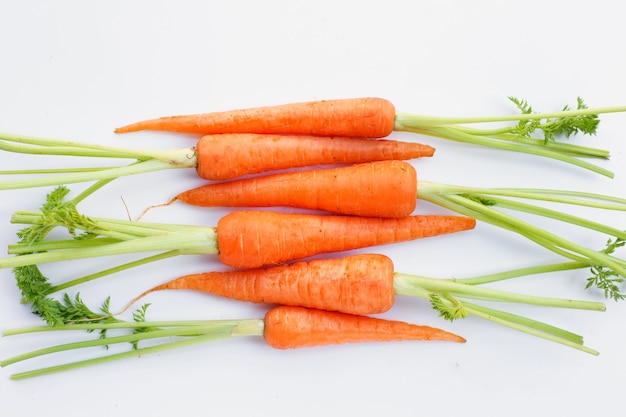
xmin=115 ymin=97 xmax=396 ymax=138
xmin=194 ymin=133 xmax=434 ymax=180
xmin=5 ymin=204 xmax=475 ymax=273
xmin=216 ymin=210 xmax=475 ymax=268
xmin=263 ymin=306 xmax=466 ymax=348
xmin=131 ymin=254 xmax=395 ymax=315
xmin=176 ymin=160 xmax=418 ymax=218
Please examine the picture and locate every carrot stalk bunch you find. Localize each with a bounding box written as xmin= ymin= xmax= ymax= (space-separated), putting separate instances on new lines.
xmin=0 ymin=305 xmax=465 ymax=380
xmin=114 ymin=96 xmax=626 ymax=177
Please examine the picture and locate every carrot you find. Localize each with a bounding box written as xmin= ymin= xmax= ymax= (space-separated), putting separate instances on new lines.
xmin=114 ymin=97 xmax=397 ymax=137
xmin=0 ymin=132 xmax=434 ymax=190
xmin=194 ymin=133 xmax=434 ymax=180
xmin=215 ymin=210 xmax=475 ymax=268
xmin=113 ymin=96 xmax=626 ymax=176
xmin=0 ymin=305 xmax=465 ymax=379
xmin=175 ymin=160 xmax=418 ymax=218
xmin=263 ymin=306 xmax=466 ymax=348
xmin=132 ymin=254 xmax=396 ymax=315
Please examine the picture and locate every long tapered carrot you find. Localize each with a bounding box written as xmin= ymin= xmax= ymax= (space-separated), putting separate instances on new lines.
xmin=215 ymin=210 xmax=475 ymax=268
xmin=0 ymin=306 xmax=465 ymax=379
xmin=115 ymin=97 xmax=397 ymax=137
xmin=175 ymin=160 xmax=418 ymax=218
xmin=194 ymin=133 xmax=434 ymax=180
xmin=263 ymin=305 xmax=466 ymax=348
xmin=131 ymin=254 xmax=395 ymax=315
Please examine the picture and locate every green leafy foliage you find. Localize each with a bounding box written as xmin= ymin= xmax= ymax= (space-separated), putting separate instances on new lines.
xmin=429 ymin=293 xmax=469 ymax=321
xmin=16 ymin=186 xmax=101 ymax=245
xmin=586 ymin=237 xmax=625 ymax=301
xmin=509 ymin=97 xmax=600 ymax=144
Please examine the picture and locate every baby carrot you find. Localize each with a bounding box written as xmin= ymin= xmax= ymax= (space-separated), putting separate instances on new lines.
xmin=176 ymin=160 xmax=418 ymax=218
xmin=113 ymin=96 xmax=626 ymax=176
xmin=263 ymin=306 xmax=466 ymax=348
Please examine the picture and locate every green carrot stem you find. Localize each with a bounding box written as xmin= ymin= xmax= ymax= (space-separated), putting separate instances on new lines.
xmin=399 ymin=125 xmax=614 ymax=177
xmin=48 ymin=250 xmax=183 ymax=294
xmin=393 ymin=273 xmax=606 ymax=311
xmin=462 ymin=303 xmax=598 ymax=355
xmin=457 ymin=261 xmax=589 ymax=285
xmin=0 ymin=231 xmax=218 ymax=269
xmin=394 ymin=104 xmax=626 ymax=126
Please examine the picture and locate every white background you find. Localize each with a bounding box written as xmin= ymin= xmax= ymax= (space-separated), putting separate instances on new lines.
xmin=1 ymin=1 xmax=626 ymax=416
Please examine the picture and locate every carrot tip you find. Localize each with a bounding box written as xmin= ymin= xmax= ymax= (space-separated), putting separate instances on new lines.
xmin=135 ymin=196 xmax=179 ymax=221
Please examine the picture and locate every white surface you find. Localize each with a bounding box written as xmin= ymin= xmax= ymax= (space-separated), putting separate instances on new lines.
xmin=1 ymin=1 xmax=626 ymax=416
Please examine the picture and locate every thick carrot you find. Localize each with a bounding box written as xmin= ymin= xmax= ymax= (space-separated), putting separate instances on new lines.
xmin=263 ymin=305 xmax=466 ymax=348
xmin=176 ymin=160 xmax=418 ymax=218
xmin=132 ymin=254 xmax=395 ymax=315
xmin=115 ymin=97 xmax=397 ymax=137
xmin=216 ymin=210 xmax=475 ymax=268
xmin=195 ymin=133 xmax=434 ymax=180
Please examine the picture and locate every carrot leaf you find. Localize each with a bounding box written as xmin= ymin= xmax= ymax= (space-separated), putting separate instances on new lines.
xmin=586 ymin=237 xmax=626 ymax=301
xmin=429 ymin=293 xmax=468 ymax=321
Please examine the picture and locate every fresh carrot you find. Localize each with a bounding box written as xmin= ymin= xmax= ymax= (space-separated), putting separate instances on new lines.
xmin=114 ymin=98 xmax=397 ymax=137
xmin=175 ymin=160 xmax=418 ymax=218
xmin=194 ymin=133 xmax=434 ymax=180
xmin=0 ymin=132 xmax=433 ymax=190
xmin=0 ymin=305 xmax=465 ymax=379
xmin=133 ymin=254 xmax=397 ymax=315
xmin=113 ymin=96 xmax=626 ymax=176
xmin=125 ymin=252 xmax=606 ymax=321
xmin=263 ymin=306 xmax=466 ymax=348
xmin=5 ymin=207 xmax=475 ymax=272
xmin=214 ymin=210 xmax=475 ymax=268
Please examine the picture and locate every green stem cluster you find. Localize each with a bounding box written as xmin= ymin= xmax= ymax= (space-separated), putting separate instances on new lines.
xmin=417 ymin=182 xmax=626 ymax=300
xmin=394 ymin=97 xmax=626 ymax=177
xmin=0 ymin=132 xmax=196 ymax=190
xmin=1 ymin=318 xmax=264 ymax=380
